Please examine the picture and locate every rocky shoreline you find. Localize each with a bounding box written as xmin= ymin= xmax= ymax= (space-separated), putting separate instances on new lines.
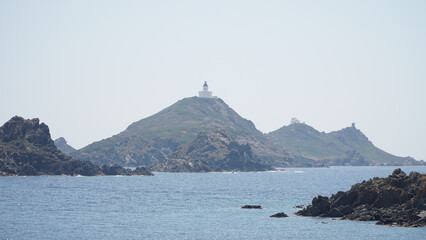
xmin=296 ymin=168 xmax=425 ymax=227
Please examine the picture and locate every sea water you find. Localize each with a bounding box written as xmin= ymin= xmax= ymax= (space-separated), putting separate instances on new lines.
xmin=1 ymin=166 xmax=425 ymax=239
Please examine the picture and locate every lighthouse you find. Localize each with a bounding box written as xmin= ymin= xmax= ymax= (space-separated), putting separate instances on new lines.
xmin=198 ymin=81 xmax=214 ymax=98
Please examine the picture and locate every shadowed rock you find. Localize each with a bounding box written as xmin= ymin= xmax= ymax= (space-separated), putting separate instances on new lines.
xmin=270 ymin=212 xmax=288 ymax=218
xmin=0 ymin=116 xmax=153 ymax=176
xmin=241 ymin=205 xmax=262 ymax=209
xmin=296 ymin=168 xmax=426 ymax=227
xmin=154 ymin=131 xmax=272 ymax=172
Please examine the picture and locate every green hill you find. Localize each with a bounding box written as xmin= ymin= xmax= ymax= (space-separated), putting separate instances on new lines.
xmin=72 ymin=97 xmax=290 ymax=167
xmin=267 ymin=123 xmax=420 ymax=165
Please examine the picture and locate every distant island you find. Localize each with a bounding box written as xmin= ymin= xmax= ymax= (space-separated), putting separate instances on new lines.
xmin=0 ymin=116 xmax=152 ymax=176
xmin=67 ymin=83 xmax=423 ymax=172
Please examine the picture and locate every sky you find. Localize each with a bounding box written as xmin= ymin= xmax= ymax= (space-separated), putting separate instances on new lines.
xmin=1 ymin=0 xmax=425 ymax=161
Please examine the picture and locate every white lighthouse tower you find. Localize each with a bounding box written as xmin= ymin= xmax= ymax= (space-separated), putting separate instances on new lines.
xmin=198 ymin=81 xmax=214 ymax=98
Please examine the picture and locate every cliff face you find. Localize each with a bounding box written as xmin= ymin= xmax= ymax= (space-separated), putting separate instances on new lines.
xmin=154 ymin=131 xmax=272 ymax=172
xmin=0 ymin=116 xmax=103 ymax=176
xmin=0 ymin=116 xmax=153 ymax=176
xmin=296 ymin=168 xmax=426 ymax=227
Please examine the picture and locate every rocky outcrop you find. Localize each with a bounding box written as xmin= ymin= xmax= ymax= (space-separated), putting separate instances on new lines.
xmin=0 ymin=116 xmax=153 ymax=176
xmin=296 ymin=168 xmax=426 ymax=227
xmin=154 ymin=131 xmax=273 ymax=172
xmin=270 ymin=212 xmax=288 ymax=218
xmin=241 ymin=205 xmax=262 ymax=209
xmin=54 ymin=137 xmax=76 ymax=154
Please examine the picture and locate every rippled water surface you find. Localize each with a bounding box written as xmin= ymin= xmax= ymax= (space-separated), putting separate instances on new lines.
xmin=1 ymin=166 xmax=425 ymax=239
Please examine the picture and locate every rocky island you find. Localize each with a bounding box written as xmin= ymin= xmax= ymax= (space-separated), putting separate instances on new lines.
xmin=296 ymin=168 xmax=425 ymax=227
xmin=0 ymin=116 xmax=152 ymax=176
xmin=71 ymin=95 xmax=424 ymax=169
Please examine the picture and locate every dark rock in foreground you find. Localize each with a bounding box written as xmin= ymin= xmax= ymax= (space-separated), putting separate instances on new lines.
xmin=296 ymin=168 xmax=426 ymax=227
xmin=154 ymin=131 xmax=273 ymax=172
xmin=241 ymin=205 xmax=262 ymax=209
xmin=270 ymin=212 xmax=288 ymax=218
xmin=0 ymin=116 xmax=153 ymax=176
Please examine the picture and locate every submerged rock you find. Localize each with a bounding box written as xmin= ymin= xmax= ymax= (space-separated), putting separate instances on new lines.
xmin=296 ymin=168 xmax=426 ymax=227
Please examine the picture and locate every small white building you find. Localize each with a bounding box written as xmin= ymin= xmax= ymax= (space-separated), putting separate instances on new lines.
xmin=198 ymin=81 xmax=215 ymax=98
xmin=291 ymin=117 xmax=301 ymax=124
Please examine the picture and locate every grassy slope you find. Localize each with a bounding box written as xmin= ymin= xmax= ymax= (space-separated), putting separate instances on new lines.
xmin=267 ymin=123 xmax=408 ymax=164
xmin=267 ymin=123 xmax=350 ymax=160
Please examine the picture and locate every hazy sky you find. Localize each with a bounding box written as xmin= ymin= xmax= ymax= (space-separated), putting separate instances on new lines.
xmin=1 ymin=0 xmax=425 ymax=161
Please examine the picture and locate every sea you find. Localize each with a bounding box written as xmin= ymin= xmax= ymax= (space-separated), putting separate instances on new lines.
xmin=1 ymin=166 xmax=425 ymax=240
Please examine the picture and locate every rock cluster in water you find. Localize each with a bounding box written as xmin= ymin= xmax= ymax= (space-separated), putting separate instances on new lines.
xmin=270 ymin=212 xmax=288 ymax=218
xmin=241 ymin=205 xmax=262 ymax=209
xmin=101 ymin=164 xmax=153 ymax=176
xmin=0 ymin=116 xmax=152 ymax=176
xmin=296 ymin=168 xmax=426 ymax=227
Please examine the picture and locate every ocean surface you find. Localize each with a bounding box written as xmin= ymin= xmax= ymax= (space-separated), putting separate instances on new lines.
xmin=1 ymin=166 xmax=425 ymax=239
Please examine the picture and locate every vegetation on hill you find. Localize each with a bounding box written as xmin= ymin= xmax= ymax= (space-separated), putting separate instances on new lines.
xmin=267 ymin=123 xmax=421 ymax=166
xmin=154 ymin=131 xmax=272 ymax=172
